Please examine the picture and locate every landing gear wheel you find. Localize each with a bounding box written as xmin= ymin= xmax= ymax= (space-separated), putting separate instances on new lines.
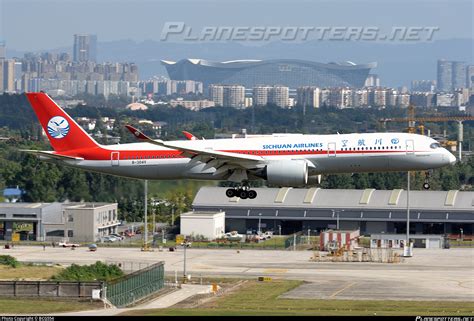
xmin=423 ymin=170 xmax=432 ymax=190
xmin=226 ymin=188 xmax=236 ymax=198
xmin=248 ymin=190 xmax=257 ymax=199
xmin=239 ymin=189 xmax=249 ymax=199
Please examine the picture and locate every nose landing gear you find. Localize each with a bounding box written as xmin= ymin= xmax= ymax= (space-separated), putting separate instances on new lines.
xmin=423 ymin=170 xmax=432 ymax=190
xmin=225 ymin=184 xmax=257 ymax=199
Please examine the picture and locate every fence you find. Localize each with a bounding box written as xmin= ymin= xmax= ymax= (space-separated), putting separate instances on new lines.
xmin=284 ymin=232 xmax=302 ymax=249
xmin=106 ymin=261 xmax=157 ymax=273
xmin=0 ymin=281 xmax=103 ymax=298
xmin=106 ymin=261 xmax=165 ymax=307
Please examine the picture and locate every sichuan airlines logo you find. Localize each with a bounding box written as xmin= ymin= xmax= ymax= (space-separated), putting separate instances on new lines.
xmin=47 ymin=116 xmax=70 ymax=139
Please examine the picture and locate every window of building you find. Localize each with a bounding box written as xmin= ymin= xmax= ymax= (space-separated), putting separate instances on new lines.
xmin=68 ymin=214 xmax=74 ymax=222
xmin=67 ymin=230 xmax=74 ymax=237
xmin=46 ymin=230 xmax=64 ymax=237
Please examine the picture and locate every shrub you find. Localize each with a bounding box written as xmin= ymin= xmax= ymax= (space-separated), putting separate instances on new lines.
xmin=51 ymin=261 xmax=124 ymax=282
xmin=0 ymin=255 xmax=20 ymax=268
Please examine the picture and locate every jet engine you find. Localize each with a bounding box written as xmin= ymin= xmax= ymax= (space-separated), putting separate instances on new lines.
xmin=265 ymin=160 xmax=308 ymax=187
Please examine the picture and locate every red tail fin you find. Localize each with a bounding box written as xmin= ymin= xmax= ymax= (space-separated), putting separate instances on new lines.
xmin=25 ymin=92 xmax=100 ymax=152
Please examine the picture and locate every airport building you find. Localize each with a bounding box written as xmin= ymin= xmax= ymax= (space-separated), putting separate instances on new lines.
xmin=162 ymin=59 xmax=377 ymax=89
xmin=192 ymin=187 xmax=473 ymax=236
xmin=0 ymin=202 xmax=119 ymax=242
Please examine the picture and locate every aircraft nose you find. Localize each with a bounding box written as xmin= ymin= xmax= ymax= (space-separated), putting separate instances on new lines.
xmin=448 ymin=152 xmax=456 ymax=165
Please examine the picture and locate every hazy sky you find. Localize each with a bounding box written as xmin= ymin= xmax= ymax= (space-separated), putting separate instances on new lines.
xmin=1 ymin=0 xmax=472 ymax=51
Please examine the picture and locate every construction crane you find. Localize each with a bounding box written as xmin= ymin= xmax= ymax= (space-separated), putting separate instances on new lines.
xmin=379 ymin=105 xmax=474 ymax=161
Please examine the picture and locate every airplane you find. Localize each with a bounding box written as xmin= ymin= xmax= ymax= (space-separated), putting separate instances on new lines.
xmin=23 ymin=92 xmax=456 ymax=199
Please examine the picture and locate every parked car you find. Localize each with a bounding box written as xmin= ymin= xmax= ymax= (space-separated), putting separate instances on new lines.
xmin=124 ymin=230 xmax=135 ymax=237
xmin=224 ymin=231 xmax=244 ymax=242
xmin=58 ymin=241 xmax=80 ymax=248
xmin=262 ymin=231 xmax=273 ymax=239
xmin=109 ymin=233 xmax=124 ymax=240
xmin=101 ymin=235 xmax=119 ymax=243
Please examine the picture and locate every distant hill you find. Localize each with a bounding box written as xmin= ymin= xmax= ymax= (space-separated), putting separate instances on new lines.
xmin=7 ymin=38 xmax=473 ymax=87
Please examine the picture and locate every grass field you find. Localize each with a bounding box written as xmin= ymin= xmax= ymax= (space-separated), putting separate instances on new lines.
xmin=0 ymin=298 xmax=103 ymax=314
xmin=122 ymin=280 xmax=474 ymax=316
xmin=0 ymin=264 xmax=63 ymax=280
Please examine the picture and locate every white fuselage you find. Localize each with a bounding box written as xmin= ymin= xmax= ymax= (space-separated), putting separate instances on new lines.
xmin=51 ymin=132 xmax=456 ymax=182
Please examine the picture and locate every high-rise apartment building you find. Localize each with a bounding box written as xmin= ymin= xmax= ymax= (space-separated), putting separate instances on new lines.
xmin=437 ymin=59 xmax=452 ymax=92
xmin=296 ymin=86 xmax=320 ymax=108
xmin=209 ymin=85 xmax=245 ymax=108
xmin=329 ymin=88 xmax=353 ymax=108
xmin=411 ymin=80 xmax=436 ymax=92
xmin=467 ymin=65 xmax=474 ymax=89
xmin=252 ymin=86 xmax=273 ymax=106
xmin=0 ymin=41 xmax=5 ymax=60
xmin=364 ymin=74 xmax=380 ymax=87
xmin=452 ymin=61 xmax=467 ymax=89
xmin=2 ymin=59 xmax=15 ymax=92
xmin=73 ymin=34 xmax=97 ymax=62
xmin=209 ymin=85 xmax=224 ymax=106
xmin=437 ymin=60 xmax=467 ymax=92
xmin=269 ymin=86 xmax=289 ymax=108
xmin=223 ymin=85 xmax=245 ymax=108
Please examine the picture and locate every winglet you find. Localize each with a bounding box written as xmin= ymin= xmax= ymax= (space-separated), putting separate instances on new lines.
xmin=182 ymin=131 xmax=197 ymax=140
xmin=125 ymin=125 xmax=152 ymax=141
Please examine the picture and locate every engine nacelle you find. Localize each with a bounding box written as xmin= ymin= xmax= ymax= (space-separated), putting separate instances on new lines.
xmin=265 ymin=160 xmax=308 ymax=187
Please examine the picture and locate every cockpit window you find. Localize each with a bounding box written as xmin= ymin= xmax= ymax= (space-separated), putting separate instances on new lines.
xmin=430 ymin=142 xmax=441 ymax=149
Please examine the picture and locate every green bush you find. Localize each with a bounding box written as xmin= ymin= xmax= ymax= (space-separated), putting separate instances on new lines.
xmin=0 ymin=255 xmax=20 ymax=268
xmin=51 ymin=261 xmax=124 ymax=282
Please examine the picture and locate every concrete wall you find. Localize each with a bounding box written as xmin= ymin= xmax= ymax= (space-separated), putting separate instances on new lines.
xmin=0 ymin=281 xmax=103 ymax=298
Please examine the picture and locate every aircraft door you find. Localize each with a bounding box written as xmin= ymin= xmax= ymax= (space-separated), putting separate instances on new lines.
xmin=328 ymin=142 xmax=336 ymax=157
xmin=111 ymin=152 xmax=120 ymax=166
xmin=405 ymin=140 xmax=414 ymax=155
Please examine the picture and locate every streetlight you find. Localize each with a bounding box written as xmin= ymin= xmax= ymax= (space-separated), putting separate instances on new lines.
xmin=152 ymin=205 xmax=156 ymax=236
xmin=258 ymin=213 xmax=262 ymax=234
xmin=142 ymin=179 xmax=149 ymax=251
xmin=331 ymin=209 xmax=344 ymax=230
xmin=183 ymin=239 xmax=187 ymax=282
xmin=171 ymin=205 xmax=175 ymax=226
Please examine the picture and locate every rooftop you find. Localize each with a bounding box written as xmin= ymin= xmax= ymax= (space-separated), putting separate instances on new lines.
xmin=193 ymin=187 xmax=474 ymax=211
xmin=161 ymin=58 xmax=377 ymax=70
xmin=0 ymin=202 xmax=49 ymax=209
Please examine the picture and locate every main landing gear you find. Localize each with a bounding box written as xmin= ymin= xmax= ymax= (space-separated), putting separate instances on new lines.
xmin=423 ymin=170 xmax=432 ymax=190
xmin=226 ymin=186 xmax=257 ymax=199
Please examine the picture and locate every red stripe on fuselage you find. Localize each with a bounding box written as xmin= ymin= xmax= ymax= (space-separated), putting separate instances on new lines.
xmin=55 ymin=146 xmax=424 ymax=161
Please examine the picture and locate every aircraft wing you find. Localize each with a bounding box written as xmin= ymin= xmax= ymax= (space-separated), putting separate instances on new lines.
xmin=20 ymin=150 xmax=84 ymax=161
xmin=125 ymin=125 xmax=264 ymax=164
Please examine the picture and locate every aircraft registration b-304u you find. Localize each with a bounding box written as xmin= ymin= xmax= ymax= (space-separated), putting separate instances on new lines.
xmin=24 ymin=92 xmax=456 ymax=199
